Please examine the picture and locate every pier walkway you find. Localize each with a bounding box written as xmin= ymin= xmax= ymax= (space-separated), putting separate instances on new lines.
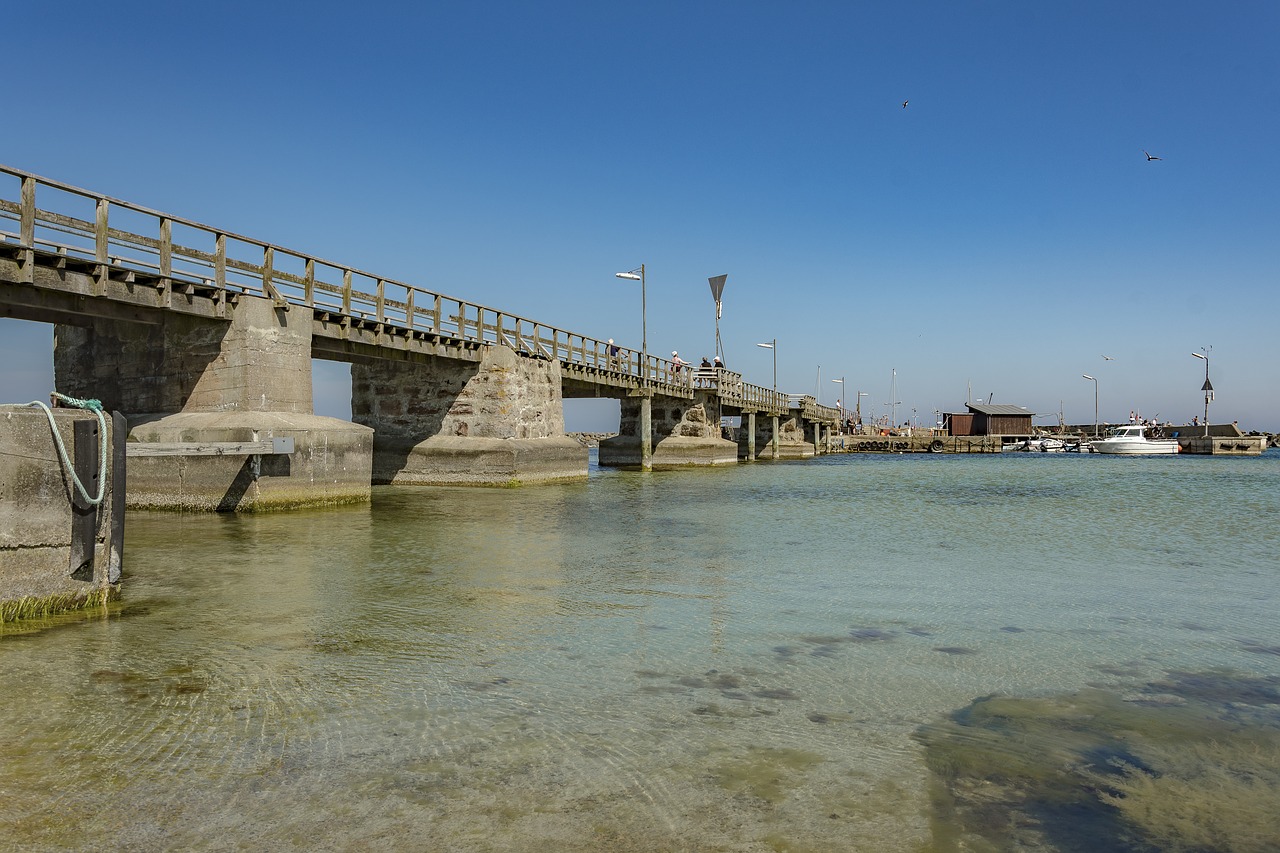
xmin=1 ymin=165 xmax=842 ymax=508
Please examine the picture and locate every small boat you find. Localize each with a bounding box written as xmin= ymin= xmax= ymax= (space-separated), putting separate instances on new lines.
xmin=1007 ymin=436 xmax=1068 ymax=452
xmin=1090 ymin=425 xmax=1180 ymax=455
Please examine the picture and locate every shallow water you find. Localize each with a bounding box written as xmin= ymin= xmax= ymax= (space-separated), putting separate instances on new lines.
xmin=2 ymin=450 xmax=1278 ymax=851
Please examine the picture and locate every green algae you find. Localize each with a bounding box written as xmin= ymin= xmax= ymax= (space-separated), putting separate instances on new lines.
xmin=915 ymin=670 xmax=1280 ymax=852
xmin=712 ymin=746 xmax=824 ymax=805
xmin=1 ymin=585 xmax=118 ymax=625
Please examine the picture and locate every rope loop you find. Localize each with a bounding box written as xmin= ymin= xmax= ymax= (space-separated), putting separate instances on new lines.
xmin=26 ymin=393 xmax=108 ymax=506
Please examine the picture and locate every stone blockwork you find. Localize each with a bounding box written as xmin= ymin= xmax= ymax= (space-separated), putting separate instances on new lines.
xmin=600 ymin=392 xmax=737 ymax=468
xmin=55 ymin=295 xmax=372 ymax=511
xmin=1 ymin=407 xmax=121 ymax=620
xmin=741 ymin=415 xmax=815 ymax=460
xmin=351 ymin=344 xmax=586 ymax=485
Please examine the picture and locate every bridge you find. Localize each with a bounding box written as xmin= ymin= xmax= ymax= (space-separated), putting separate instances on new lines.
xmin=0 ymin=165 xmax=843 ymax=510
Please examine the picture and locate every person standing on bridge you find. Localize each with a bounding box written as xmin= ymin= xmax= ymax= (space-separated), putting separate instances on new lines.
xmin=671 ymin=351 xmax=688 ymax=375
xmin=713 ymin=356 xmax=725 ymax=370
xmin=607 ymin=339 xmax=620 ymax=370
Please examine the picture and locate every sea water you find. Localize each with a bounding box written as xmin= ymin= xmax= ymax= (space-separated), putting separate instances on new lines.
xmin=2 ymin=450 xmax=1278 ymax=851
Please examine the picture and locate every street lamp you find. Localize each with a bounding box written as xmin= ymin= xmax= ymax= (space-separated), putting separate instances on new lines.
xmin=615 ymin=265 xmax=646 ymax=379
xmin=1082 ymin=374 xmax=1098 ymax=438
xmin=1191 ymin=348 xmax=1212 ymax=437
xmin=856 ymin=391 xmax=869 ymax=430
xmin=831 ymin=377 xmax=845 ymax=424
xmin=756 ymin=339 xmax=777 ymax=393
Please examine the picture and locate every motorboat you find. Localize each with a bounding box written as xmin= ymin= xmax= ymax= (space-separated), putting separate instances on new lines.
xmin=1007 ymin=436 xmax=1068 ymax=452
xmin=1089 ymin=425 xmax=1180 ymax=455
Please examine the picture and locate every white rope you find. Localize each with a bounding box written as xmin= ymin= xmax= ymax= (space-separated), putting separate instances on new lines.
xmin=26 ymin=393 xmax=108 ymax=507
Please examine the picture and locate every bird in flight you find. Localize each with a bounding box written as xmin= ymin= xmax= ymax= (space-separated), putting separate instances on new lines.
xmin=901 ymin=100 xmax=909 ymax=109
xmin=1102 ymin=355 xmax=1114 ymax=361
xmin=1143 ymin=150 xmax=1161 ymax=161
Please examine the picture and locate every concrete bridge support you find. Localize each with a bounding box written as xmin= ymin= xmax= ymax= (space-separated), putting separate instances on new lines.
xmin=351 ymin=344 xmax=586 ymax=486
xmin=54 ymin=295 xmax=373 ymax=510
xmin=600 ymin=392 xmax=737 ymax=469
xmin=742 ymin=415 xmax=813 ymax=460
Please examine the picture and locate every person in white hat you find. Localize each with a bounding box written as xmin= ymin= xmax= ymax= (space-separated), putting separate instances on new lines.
xmin=670 ymin=350 xmax=688 ymax=375
xmin=607 ymin=338 xmax=620 ymax=369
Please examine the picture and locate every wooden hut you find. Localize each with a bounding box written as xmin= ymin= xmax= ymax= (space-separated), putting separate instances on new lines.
xmin=944 ymin=403 xmax=1034 ymax=436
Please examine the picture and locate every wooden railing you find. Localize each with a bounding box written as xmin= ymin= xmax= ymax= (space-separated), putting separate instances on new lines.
xmin=0 ymin=165 xmax=814 ymax=418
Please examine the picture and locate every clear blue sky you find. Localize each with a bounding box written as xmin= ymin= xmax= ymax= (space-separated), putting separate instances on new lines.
xmin=3 ymin=1 xmax=1277 ymax=430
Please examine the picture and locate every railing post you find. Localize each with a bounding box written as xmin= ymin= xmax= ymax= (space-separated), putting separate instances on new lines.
xmin=475 ymin=307 xmax=484 ymax=342
xmin=304 ymin=258 xmax=315 ymax=306
xmin=494 ymin=312 xmax=504 ymax=346
xmin=18 ymin=176 xmax=35 ymax=282
xmin=342 ymin=269 xmax=352 ymax=315
xmin=215 ymin=233 xmax=226 ymax=290
xmin=432 ymin=294 xmax=441 ymax=332
xmin=158 ymin=216 xmax=173 ymax=283
xmin=405 ymin=288 xmax=415 ymax=330
xmin=376 ymin=278 xmax=385 ymax=323
xmin=94 ymin=198 xmax=109 ymax=294
xmin=514 ymin=319 xmax=523 ymax=352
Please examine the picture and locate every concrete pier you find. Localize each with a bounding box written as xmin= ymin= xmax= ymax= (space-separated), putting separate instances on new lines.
xmin=352 ymin=344 xmax=587 ymax=485
xmin=600 ymin=393 xmax=737 ymax=469
xmin=1 ymin=406 xmax=124 ymax=620
xmin=55 ymin=296 xmax=373 ymax=510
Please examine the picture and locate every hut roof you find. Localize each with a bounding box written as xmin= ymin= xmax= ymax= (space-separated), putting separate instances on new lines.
xmin=966 ymin=403 xmax=1035 ymax=416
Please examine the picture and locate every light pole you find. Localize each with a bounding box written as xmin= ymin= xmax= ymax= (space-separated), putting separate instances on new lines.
xmin=756 ymin=339 xmax=777 ymax=393
xmin=757 ymin=339 xmax=778 ymax=457
xmin=614 ymin=265 xmax=646 ymax=377
xmin=856 ymin=391 xmax=869 ymax=430
xmin=831 ymin=377 xmax=845 ymax=426
xmin=1082 ymin=374 xmax=1098 ymax=438
xmin=616 ymin=265 xmax=650 ymax=470
xmin=1192 ymin=348 xmax=1212 ymax=437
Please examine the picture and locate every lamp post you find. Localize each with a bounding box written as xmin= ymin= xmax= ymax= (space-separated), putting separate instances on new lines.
xmin=756 ymin=339 xmax=778 ymax=457
xmin=614 ymin=265 xmax=646 ymax=377
xmin=831 ymin=377 xmax=845 ymax=427
xmin=1082 ymin=374 xmax=1098 ymax=438
xmin=756 ymin=339 xmax=777 ymax=393
xmin=615 ymin=265 xmax=650 ymax=470
xmin=1191 ymin=348 xmax=1212 ymax=437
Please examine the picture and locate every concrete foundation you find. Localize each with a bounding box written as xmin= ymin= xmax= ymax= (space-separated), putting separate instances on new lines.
xmin=600 ymin=395 xmax=737 ymax=469
xmin=1 ymin=406 xmax=123 ymax=620
xmin=741 ymin=415 xmax=813 ymax=459
xmin=55 ymin=295 xmax=374 ymax=510
xmin=352 ymin=344 xmax=587 ymax=485
xmin=125 ymin=411 xmax=372 ymax=511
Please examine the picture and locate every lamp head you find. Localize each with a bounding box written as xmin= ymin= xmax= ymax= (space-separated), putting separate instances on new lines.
xmin=1082 ymin=374 xmax=1095 ymax=380
xmin=615 ymin=272 xmax=642 ymax=281
xmin=756 ymin=342 xmax=774 ymax=349
xmin=1191 ymin=352 xmax=1206 ymax=360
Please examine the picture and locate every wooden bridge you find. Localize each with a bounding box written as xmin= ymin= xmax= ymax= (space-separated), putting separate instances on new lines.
xmin=1 ymin=165 xmax=844 ymax=509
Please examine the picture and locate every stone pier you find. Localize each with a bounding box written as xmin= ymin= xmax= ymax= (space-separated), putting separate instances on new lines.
xmin=55 ymin=295 xmax=373 ymax=511
xmin=740 ymin=414 xmax=814 ymax=460
xmin=351 ymin=344 xmax=586 ymax=486
xmin=600 ymin=392 xmax=738 ymax=469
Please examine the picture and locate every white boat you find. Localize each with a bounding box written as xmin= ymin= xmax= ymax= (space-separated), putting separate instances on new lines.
xmin=1090 ymin=425 xmax=1180 ymax=455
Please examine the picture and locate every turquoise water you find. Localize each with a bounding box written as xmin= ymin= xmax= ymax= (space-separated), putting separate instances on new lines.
xmin=2 ymin=450 xmax=1278 ymax=851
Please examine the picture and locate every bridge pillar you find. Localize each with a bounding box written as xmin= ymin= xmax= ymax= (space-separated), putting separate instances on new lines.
xmin=54 ymin=295 xmax=372 ymax=511
xmin=746 ymin=411 xmax=757 ymax=461
xmin=742 ymin=415 xmax=813 ymax=460
xmin=600 ymin=392 xmax=737 ymax=469
xmin=351 ymin=344 xmax=586 ymax=486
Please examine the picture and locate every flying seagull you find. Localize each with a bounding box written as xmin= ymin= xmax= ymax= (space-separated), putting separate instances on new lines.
xmin=1143 ymin=150 xmax=1161 ymax=161
xmin=1102 ymin=355 xmax=1114 ymax=361
xmin=901 ymin=100 xmax=909 ymax=109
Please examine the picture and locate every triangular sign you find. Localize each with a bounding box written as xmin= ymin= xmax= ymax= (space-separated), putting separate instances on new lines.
xmin=1202 ymin=378 xmax=1214 ymax=392
xmin=708 ymin=274 xmax=727 ymax=302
